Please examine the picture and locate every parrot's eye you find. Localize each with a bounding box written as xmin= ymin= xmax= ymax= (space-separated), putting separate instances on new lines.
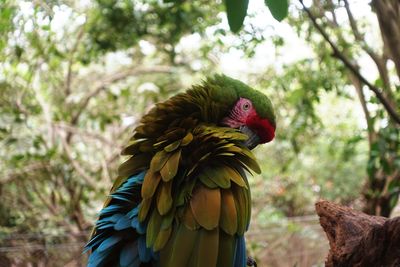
xmin=242 ymin=102 xmax=250 ymax=111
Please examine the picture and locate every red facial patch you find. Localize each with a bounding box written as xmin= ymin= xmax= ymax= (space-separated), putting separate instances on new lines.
xmin=246 ymin=110 xmax=275 ymax=143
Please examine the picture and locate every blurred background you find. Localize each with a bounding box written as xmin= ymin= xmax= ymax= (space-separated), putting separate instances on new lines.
xmin=0 ymin=0 xmax=399 ymax=266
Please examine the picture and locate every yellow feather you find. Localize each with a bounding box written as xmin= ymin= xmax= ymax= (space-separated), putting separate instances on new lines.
xmin=138 ymin=197 xmax=152 ymax=222
xmin=141 ymin=172 xmax=161 ymax=199
xmin=146 ymin=208 xmax=162 ymax=248
xmin=154 ymin=226 xmax=172 ymax=251
xmin=181 ymin=132 xmax=194 ymax=146
xmin=157 ymin=180 xmax=173 ymax=215
xmin=220 ymin=189 xmax=238 ymax=235
xmin=190 ymin=184 xmax=221 ymax=230
xmin=150 ymin=150 xmax=170 ymax=173
xmin=160 ymin=149 xmax=181 ymax=181
xmin=164 ymin=140 xmax=181 ymax=152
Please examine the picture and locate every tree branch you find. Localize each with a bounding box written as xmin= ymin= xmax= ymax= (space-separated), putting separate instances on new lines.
xmin=348 ymin=72 xmax=375 ymax=145
xmin=53 ymin=122 xmax=119 ymax=148
xmin=65 ymin=26 xmax=85 ymax=96
xmin=372 ymin=0 xmax=400 ymax=79
xmin=0 ymin=162 xmax=50 ymax=185
xmin=343 ymin=0 xmax=392 ymax=94
xmin=299 ymin=0 xmax=400 ymax=125
xmin=316 ymin=200 xmax=400 ymax=266
xmin=59 ymin=131 xmax=97 ymax=188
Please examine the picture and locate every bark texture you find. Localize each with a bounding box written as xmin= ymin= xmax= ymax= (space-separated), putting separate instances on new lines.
xmin=315 ymin=200 xmax=400 ymax=267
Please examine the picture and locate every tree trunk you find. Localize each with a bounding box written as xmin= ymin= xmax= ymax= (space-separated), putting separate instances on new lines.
xmin=372 ymin=0 xmax=400 ymax=80
xmin=315 ymin=200 xmax=400 ymax=266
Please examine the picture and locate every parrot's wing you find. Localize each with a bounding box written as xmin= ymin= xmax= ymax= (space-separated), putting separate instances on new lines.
xmin=85 ymin=170 xmax=157 ymax=267
xmin=86 ymin=121 xmax=261 ymax=267
xmin=136 ymin=124 xmax=260 ymax=267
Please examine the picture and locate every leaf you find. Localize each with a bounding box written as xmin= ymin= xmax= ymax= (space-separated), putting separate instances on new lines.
xmin=225 ymin=0 xmax=249 ymax=33
xmin=265 ymin=0 xmax=289 ymax=22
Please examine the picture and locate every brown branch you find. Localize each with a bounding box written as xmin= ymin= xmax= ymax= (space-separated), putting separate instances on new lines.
xmin=65 ymin=26 xmax=85 ymax=96
xmin=0 ymin=162 xmax=50 ymax=185
xmin=348 ymin=72 xmax=375 ymax=145
xmin=299 ymin=0 xmax=400 ymax=125
xmin=53 ymin=122 xmax=118 ymax=148
xmin=31 ymin=181 xmax=59 ymax=215
xmin=372 ymin=0 xmax=400 ymax=79
xmin=343 ymin=0 xmax=392 ymax=93
xmin=316 ymin=200 xmax=400 ymax=266
xmin=23 ymin=180 xmax=78 ymax=234
xmin=343 ymin=0 xmax=364 ymax=44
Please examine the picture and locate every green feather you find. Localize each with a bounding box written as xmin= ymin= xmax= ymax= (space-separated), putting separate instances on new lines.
xmin=146 ymin=208 xmax=162 ymax=248
xmin=164 ymin=140 xmax=181 ymax=152
xmin=141 ymin=172 xmax=161 ymax=199
xmin=181 ymin=132 xmax=194 ymax=146
xmin=150 ymin=150 xmax=170 ymax=173
xmin=203 ymin=166 xmax=231 ymax=189
xmin=154 ymin=226 xmax=172 ymax=251
xmin=220 ymin=189 xmax=238 ymax=235
xmin=188 ymin=228 xmax=219 ymax=267
xmin=160 ymin=149 xmax=181 ymax=181
xmin=232 ymin=185 xmax=248 ymax=235
xmin=198 ymin=172 xmax=219 ymax=189
xmin=157 ymin=180 xmax=173 ymax=215
xmin=216 ymin=231 xmax=236 ymax=267
xmin=160 ymin=223 xmax=199 ymax=267
xmin=117 ymin=154 xmax=151 ymax=178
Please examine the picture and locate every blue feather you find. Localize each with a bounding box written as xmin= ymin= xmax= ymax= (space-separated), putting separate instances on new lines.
xmin=99 ymin=204 xmax=124 ymax=216
xmin=127 ymin=206 xmax=139 ymax=219
xmin=233 ymin=235 xmax=247 ymax=267
xmin=114 ymin=215 xmax=131 ymax=230
xmin=97 ymin=235 xmax=122 ymax=252
xmin=137 ymin=221 xmax=147 ymax=234
xmin=120 ymin=241 xmax=139 ymax=267
xmin=87 ymin=248 xmax=112 ymax=267
xmin=84 ymin=231 xmax=107 ymax=252
xmin=135 ymin=171 xmax=146 ymax=182
xmin=138 ymin=235 xmax=151 ymax=262
xmin=110 ymin=194 xmax=133 ymax=203
xmin=86 ymin=170 xmax=152 ymax=266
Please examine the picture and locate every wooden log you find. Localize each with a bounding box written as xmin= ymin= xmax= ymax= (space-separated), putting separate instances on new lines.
xmin=315 ymin=200 xmax=400 ymax=267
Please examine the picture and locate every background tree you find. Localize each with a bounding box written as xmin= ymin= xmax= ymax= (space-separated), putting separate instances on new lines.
xmin=292 ymin=0 xmax=400 ymax=216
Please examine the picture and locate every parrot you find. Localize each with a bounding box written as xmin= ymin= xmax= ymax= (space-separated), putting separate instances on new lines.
xmin=85 ymin=74 xmax=276 ymax=267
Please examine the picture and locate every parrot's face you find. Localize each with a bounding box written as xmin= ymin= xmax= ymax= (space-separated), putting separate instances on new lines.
xmin=222 ymin=97 xmax=275 ymax=149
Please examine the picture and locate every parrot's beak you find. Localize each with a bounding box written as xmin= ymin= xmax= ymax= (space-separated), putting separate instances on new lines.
xmin=239 ymin=125 xmax=260 ymax=150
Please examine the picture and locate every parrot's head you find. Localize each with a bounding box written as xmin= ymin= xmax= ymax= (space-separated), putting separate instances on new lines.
xmin=201 ymin=75 xmax=276 ymax=149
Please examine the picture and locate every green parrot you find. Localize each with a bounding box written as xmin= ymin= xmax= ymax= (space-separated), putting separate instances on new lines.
xmin=85 ymin=74 xmax=276 ymax=267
